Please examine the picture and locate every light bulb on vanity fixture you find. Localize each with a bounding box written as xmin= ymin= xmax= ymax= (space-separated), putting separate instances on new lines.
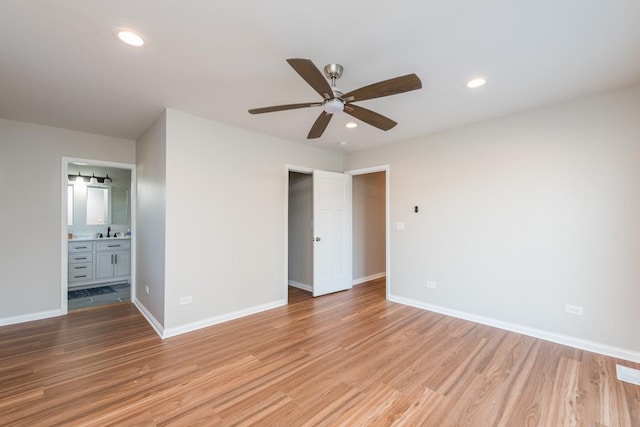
xmin=74 ymin=172 xmax=86 ymax=185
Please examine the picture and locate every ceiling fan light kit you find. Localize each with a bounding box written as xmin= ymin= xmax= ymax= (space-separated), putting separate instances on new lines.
xmin=249 ymin=58 xmax=422 ymax=139
xmin=323 ymin=98 xmax=344 ymax=114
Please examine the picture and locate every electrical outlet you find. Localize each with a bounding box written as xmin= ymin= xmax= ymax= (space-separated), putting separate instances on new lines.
xmin=145 ymin=285 xmax=150 ymax=294
xmin=179 ymin=296 xmax=193 ymax=305
xmin=565 ymin=304 xmax=583 ymax=315
xmin=426 ymin=281 xmax=437 ymax=289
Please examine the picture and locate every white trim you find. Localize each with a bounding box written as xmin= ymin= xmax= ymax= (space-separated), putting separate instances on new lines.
xmin=288 ymin=280 xmax=312 ymax=292
xmin=0 ymin=309 xmax=62 ymax=327
xmin=61 ymin=158 xmax=69 ymax=314
xmin=162 ymin=299 xmax=286 ymax=339
xmin=389 ymin=293 xmax=640 ymax=364
xmin=133 ymin=299 xmax=164 ymax=338
xmin=352 ymin=272 xmax=386 ymax=286
xmin=346 ymin=165 xmax=391 ymax=300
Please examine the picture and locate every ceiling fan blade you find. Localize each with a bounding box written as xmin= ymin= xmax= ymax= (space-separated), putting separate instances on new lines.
xmin=287 ymin=58 xmax=334 ymax=99
xmin=307 ymin=112 xmax=333 ymax=139
xmin=342 ymin=73 xmax=422 ymax=103
xmin=248 ymin=102 xmax=322 ymax=114
xmin=344 ymin=104 xmax=397 ymax=131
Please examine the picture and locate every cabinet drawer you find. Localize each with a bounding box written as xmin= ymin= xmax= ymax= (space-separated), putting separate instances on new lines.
xmin=96 ymin=241 xmax=130 ymax=251
xmin=68 ymin=263 xmax=93 ymax=282
xmin=69 ymin=241 xmax=94 ymax=253
xmin=69 ymin=253 xmax=93 ymax=264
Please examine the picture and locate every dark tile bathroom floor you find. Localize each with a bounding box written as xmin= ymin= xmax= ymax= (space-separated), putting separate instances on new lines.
xmin=68 ymin=283 xmax=131 ymax=310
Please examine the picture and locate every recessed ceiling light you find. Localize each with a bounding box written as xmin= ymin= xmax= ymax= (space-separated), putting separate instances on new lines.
xmin=113 ymin=28 xmax=145 ymax=47
xmin=345 ymin=122 xmax=357 ymax=129
xmin=466 ymin=77 xmax=486 ymax=89
xmin=338 ymin=141 xmax=348 ymax=146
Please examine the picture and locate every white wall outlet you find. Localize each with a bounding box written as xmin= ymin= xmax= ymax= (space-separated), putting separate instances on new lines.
xmin=426 ymin=281 xmax=437 ymax=289
xmin=179 ymin=296 xmax=193 ymax=305
xmin=396 ymin=221 xmax=405 ymax=231
xmin=145 ymin=285 xmax=150 ymax=294
xmin=565 ymin=304 xmax=583 ymax=315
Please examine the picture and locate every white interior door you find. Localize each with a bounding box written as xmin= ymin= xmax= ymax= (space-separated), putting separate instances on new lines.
xmin=313 ymin=170 xmax=352 ymax=297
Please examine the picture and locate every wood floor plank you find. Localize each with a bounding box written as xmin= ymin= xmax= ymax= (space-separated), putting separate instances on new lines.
xmin=0 ymin=279 xmax=638 ymax=426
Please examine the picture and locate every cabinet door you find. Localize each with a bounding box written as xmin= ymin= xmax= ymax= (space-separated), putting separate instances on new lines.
xmin=113 ymin=250 xmax=130 ymax=277
xmin=95 ymin=252 xmax=115 ymax=279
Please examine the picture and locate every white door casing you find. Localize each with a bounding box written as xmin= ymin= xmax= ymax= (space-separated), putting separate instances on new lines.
xmin=312 ymin=170 xmax=352 ymax=297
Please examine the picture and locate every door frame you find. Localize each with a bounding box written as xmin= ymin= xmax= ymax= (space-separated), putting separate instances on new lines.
xmin=61 ymin=157 xmax=137 ymax=314
xmin=284 ymin=164 xmax=391 ymax=302
xmin=346 ymin=165 xmax=391 ymax=299
xmin=284 ymin=164 xmax=313 ymax=303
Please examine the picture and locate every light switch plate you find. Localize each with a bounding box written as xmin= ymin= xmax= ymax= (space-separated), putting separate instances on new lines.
xmin=396 ymin=221 xmax=405 ymax=231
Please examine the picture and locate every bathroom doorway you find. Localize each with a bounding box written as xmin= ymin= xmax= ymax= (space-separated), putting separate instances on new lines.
xmin=62 ymin=158 xmax=136 ymax=313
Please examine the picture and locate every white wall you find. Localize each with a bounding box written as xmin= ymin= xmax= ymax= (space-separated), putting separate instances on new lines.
xmin=288 ymin=172 xmax=313 ymax=288
xmin=163 ymin=110 xmax=343 ymax=331
xmin=135 ymin=112 xmax=167 ymax=326
xmin=345 ymin=84 xmax=640 ymax=356
xmin=0 ymin=119 xmax=135 ymax=323
xmin=352 ymin=172 xmax=386 ymax=281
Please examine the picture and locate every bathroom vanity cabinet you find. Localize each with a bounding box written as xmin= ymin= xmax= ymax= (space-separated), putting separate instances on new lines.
xmin=68 ymin=238 xmax=130 ymax=289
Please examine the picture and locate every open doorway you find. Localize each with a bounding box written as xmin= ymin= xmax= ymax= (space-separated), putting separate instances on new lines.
xmin=62 ymin=158 xmax=136 ymax=313
xmin=348 ymin=165 xmax=390 ymax=298
xmin=287 ymin=170 xmax=313 ymax=293
xmin=352 ymin=171 xmax=386 ymax=284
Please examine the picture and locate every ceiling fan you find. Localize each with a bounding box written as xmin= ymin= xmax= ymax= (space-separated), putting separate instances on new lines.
xmin=248 ymin=58 xmax=422 ymax=139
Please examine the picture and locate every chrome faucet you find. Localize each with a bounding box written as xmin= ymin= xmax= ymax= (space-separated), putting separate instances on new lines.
xmin=107 ymin=226 xmax=111 ymax=238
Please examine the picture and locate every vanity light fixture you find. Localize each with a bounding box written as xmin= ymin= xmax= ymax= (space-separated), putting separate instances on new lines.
xmin=345 ymin=122 xmax=357 ymax=129
xmin=113 ymin=28 xmax=146 ymax=47
xmin=69 ymin=172 xmax=113 ymax=184
xmin=466 ymin=77 xmax=486 ymax=89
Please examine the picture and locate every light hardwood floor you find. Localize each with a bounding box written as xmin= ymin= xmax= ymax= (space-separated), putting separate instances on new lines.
xmin=1 ymin=279 xmax=638 ymax=426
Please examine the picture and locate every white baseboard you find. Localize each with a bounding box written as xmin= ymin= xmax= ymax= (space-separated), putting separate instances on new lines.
xmin=288 ymin=280 xmax=312 ymax=292
xmin=353 ymin=272 xmax=386 ymax=286
xmin=162 ymin=299 xmax=287 ymax=339
xmin=0 ymin=309 xmax=62 ymax=327
xmin=388 ymin=294 xmax=640 ymax=364
xmin=133 ymin=299 xmax=164 ymax=338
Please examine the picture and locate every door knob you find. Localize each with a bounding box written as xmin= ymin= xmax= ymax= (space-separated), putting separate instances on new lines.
xmin=314 ymin=237 xmax=321 ymax=242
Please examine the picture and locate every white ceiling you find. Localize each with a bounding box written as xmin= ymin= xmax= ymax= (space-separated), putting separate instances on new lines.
xmin=1 ymin=1 xmax=639 ymax=152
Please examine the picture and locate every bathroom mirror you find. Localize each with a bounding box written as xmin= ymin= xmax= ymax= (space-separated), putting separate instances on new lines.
xmin=84 ymin=186 xmax=129 ymax=226
xmin=86 ymin=186 xmax=109 ymax=225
